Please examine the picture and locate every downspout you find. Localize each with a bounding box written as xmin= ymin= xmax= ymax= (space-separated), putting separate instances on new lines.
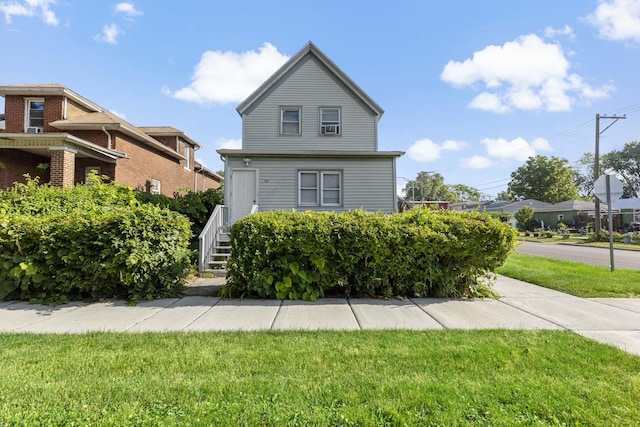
xmin=101 ymin=126 xmax=112 ymax=150
xmin=193 ymin=145 xmax=201 ymax=191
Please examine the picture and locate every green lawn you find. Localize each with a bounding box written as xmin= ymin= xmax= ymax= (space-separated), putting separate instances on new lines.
xmin=497 ymin=252 xmax=640 ymax=297
xmin=1 ymin=331 xmax=639 ymax=425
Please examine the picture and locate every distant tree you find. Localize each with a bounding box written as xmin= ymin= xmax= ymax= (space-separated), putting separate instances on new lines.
xmin=601 ymin=141 xmax=640 ymax=197
xmin=508 ymin=155 xmax=579 ymax=203
xmin=216 ymin=169 xmax=224 ymax=177
xmin=514 ymin=206 xmax=535 ymax=231
xmin=496 ymin=190 xmax=517 ymax=202
xmin=403 ymin=172 xmax=454 ymax=201
xmin=573 ymin=152 xmax=597 ymax=199
xmin=449 ymin=183 xmax=483 ymax=202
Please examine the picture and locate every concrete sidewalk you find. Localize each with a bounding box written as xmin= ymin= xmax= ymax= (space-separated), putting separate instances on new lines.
xmin=1 ymin=275 xmax=640 ymax=356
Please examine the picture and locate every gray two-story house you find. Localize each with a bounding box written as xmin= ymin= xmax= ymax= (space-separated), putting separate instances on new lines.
xmin=218 ymin=42 xmax=403 ymax=224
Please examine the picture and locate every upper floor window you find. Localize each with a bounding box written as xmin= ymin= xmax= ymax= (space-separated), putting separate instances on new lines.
xmin=184 ymin=143 xmax=191 ymax=170
xmin=26 ymin=99 xmax=45 ymax=132
xmin=280 ymin=107 xmax=301 ymax=135
xmin=320 ymin=107 xmax=341 ymax=135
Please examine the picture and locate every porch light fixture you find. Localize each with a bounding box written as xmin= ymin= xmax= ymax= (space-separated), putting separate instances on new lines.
xmin=243 ymin=157 xmax=251 ymax=166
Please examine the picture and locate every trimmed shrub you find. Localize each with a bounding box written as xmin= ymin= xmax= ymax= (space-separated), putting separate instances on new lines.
xmin=223 ymin=209 xmax=517 ymax=300
xmin=0 ymin=177 xmax=192 ymax=303
xmin=134 ymin=187 xmax=224 ymax=243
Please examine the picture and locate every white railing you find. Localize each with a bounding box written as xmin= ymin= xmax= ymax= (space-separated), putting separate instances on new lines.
xmin=198 ymin=204 xmax=227 ymax=274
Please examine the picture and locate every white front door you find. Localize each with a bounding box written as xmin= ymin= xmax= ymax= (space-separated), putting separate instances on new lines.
xmin=230 ymin=169 xmax=258 ymax=224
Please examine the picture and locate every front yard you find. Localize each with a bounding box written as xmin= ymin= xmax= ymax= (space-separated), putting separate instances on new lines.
xmin=1 ymin=330 xmax=639 ymax=425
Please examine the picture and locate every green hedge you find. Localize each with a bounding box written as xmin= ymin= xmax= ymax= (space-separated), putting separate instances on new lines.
xmin=0 ymin=177 xmax=192 ymax=303
xmin=223 ymin=209 xmax=517 ymax=300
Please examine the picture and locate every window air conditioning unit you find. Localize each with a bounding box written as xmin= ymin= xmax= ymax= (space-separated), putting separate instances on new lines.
xmin=26 ymin=127 xmax=43 ymax=133
xmin=321 ymin=125 xmax=338 ymax=135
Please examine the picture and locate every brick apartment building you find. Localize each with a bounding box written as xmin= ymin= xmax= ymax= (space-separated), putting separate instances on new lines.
xmin=0 ymin=84 xmax=222 ymax=195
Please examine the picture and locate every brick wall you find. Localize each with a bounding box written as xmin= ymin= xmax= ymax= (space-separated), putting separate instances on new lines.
xmin=0 ymin=149 xmax=50 ymax=189
xmin=49 ymin=148 xmax=75 ymax=187
xmin=43 ymin=96 xmax=64 ymax=131
xmin=112 ymin=132 xmax=201 ymax=195
xmin=3 ymin=95 xmax=64 ymax=132
xmin=4 ymin=96 xmax=24 ymax=132
xmin=74 ymin=158 xmax=115 ymax=183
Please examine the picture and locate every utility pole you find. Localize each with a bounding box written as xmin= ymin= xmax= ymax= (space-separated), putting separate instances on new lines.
xmin=594 ymin=114 xmax=626 ymax=233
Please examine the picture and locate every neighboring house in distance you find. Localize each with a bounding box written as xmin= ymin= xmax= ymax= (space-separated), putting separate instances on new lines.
xmin=535 ymin=200 xmax=606 ymax=230
xmin=0 ymin=84 xmax=222 ymax=195
xmin=217 ymin=42 xmax=403 ymax=224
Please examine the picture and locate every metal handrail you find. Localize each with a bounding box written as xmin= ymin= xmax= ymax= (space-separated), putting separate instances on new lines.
xmin=198 ymin=204 xmax=227 ymax=273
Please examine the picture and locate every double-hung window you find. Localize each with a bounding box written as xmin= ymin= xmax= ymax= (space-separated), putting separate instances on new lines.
xmin=280 ymin=107 xmax=301 ymax=135
xmin=26 ymin=99 xmax=45 ymax=131
xmin=298 ymin=171 xmax=342 ymax=206
xmin=320 ymin=107 xmax=340 ymax=135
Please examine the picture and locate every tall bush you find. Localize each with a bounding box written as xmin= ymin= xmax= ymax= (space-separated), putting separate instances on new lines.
xmin=0 ymin=177 xmax=192 ymax=303
xmin=224 ymin=209 xmax=517 ymax=300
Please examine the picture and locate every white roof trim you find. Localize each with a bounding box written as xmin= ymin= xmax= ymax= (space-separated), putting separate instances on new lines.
xmin=236 ymin=42 xmax=384 ymax=117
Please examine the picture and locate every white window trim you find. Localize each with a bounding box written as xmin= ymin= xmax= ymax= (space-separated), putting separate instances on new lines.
xmin=280 ymin=106 xmax=301 ymax=135
xmin=298 ymin=171 xmax=319 ymax=206
xmin=320 ymin=107 xmax=341 ymax=136
xmin=320 ymin=171 xmax=342 ymax=206
xmin=184 ymin=143 xmax=191 ymax=170
xmin=151 ymin=179 xmax=162 ymax=195
xmin=24 ymin=98 xmax=45 ymax=132
xmin=297 ymin=170 xmax=342 ymax=207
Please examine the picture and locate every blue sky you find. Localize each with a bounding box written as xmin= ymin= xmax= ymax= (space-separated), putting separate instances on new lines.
xmin=1 ymin=0 xmax=639 ymax=198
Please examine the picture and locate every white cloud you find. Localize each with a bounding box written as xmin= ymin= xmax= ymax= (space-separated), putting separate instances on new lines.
xmin=407 ymin=139 xmax=441 ymax=162
xmin=94 ymin=23 xmax=123 ymax=44
xmin=0 ymin=0 xmax=58 ymax=25
xmin=215 ymin=138 xmax=242 ymax=150
xmin=169 ymin=43 xmax=290 ymax=105
xmin=461 ymin=156 xmax=494 ymax=169
xmin=109 ymin=109 xmax=126 ymax=120
xmin=481 ymin=137 xmax=551 ymax=162
xmin=469 ymin=92 xmax=510 ymax=114
xmin=442 ymin=139 xmax=467 ymax=151
xmin=406 ymin=138 xmax=466 ymax=162
xmin=115 ymin=2 xmax=142 ymax=17
xmin=544 ymin=25 xmax=576 ymax=40
xmin=440 ymin=34 xmax=613 ymax=112
xmin=586 ymin=0 xmax=640 ymax=43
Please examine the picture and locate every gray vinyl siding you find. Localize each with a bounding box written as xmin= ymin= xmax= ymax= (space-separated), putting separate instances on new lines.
xmin=227 ymin=156 xmax=396 ymax=214
xmin=242 ymin=55 xmax=378 ymax=151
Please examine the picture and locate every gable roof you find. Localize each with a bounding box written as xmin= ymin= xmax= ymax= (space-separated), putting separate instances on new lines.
xmin=50 ymin=111 xmax=186 ymax=161
xmin=236 ymin=42 xmax=384 ymax=118
xmin=138 ymin=126 xmax=201 ymax=148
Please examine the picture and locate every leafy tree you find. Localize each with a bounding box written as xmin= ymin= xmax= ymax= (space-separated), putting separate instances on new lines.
xmin=449 ymin=183 xmax=484 ymax=202
xmin=514 ymin=206 xmax=534 ymax=231
xmin=495 ymin=190 xmax=516 ymax=202
xmin=403 ymin=172 xmax=454 ymax=201
xmin=573 ymin=152 xmax=598 ymax=199
xmin=601 ymin=141 xmax=640 ymax=197
xmin=507 ymin=155 xmax=579 ymax=203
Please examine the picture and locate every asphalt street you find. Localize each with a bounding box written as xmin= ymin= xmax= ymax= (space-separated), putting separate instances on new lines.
xmin=516 ymin=241 xmax=640 ymax=270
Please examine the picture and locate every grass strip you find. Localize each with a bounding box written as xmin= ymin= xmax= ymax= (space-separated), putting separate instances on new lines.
xmin=497 ymin=252 xmax=640 ymax=298
xmin=0 ymin=330 xmax=639 ymax=425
